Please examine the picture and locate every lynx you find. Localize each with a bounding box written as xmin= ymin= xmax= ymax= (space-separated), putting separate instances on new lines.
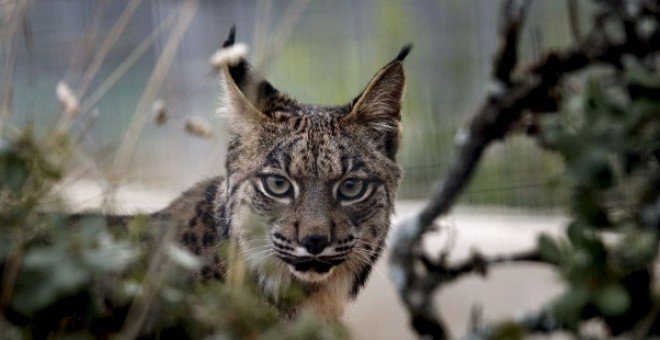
xmin=107 ymin=27 xmax=409 ymax=320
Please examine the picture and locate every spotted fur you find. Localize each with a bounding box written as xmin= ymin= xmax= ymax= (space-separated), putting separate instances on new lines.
xmin=114 ymin=28 xmax=410 ymax=320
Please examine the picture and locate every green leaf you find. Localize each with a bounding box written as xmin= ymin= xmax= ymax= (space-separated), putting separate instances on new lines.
xmin=1 ymin=153 xmax=29 ymax=193
xmin=538 ymin=235 xmax=563 ymax=264
xmin=568 ymin=149 xmax=613 ymax=190
xmin=12 ymin=245 xmax=91 ymax=314
xmin=625 ymin=58 xmax=660 ymax=91
xmin=82 ymin=240 xmax=139 ymax=272
xmin=487 ymin=321 xmax=526 ymax=340
xmin=552 ymin=286 xmax=590 ymax=325
xmin=166 ymin=244 xmax=200 ymax=271
xmin=594 ymin=284 xmax=631 ymax=316
xmin=569 ymin=249 xmax=591 ymax=273
xmin=566 ymin=222 xmax=585 ymax=246
xmin=0 ymin=232 xmax=11 ymax=259
xmin=571 ymin=190 xmax=610 ymax=227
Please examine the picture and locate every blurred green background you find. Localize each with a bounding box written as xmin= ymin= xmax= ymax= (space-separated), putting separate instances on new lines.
xmin=7 ymin=0 xmax=589 ymax=210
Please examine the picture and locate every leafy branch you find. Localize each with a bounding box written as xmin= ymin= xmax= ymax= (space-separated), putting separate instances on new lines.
xmin=389 ymin=0 xmax=660 ymax=338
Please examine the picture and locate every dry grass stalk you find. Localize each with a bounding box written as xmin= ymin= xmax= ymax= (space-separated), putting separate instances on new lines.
xmin=75 ymin=0 xmax=144 ymax=98
xmin=117 ymin=219 xmax=180 ymax=338
xmin=64 ymin=0 xmax=112 ymax=83
xmin=78 ymin=7 xmax=180 ymax=116
xmin=0 ymin=0 xmax=28 ymax=44
xmin=253 ymin=0 xmax=310 ymax=73
xmin=184 ymin=116 xmax=213 ymax=138
xmin=111 ymin=0 xmax=200 ymax=180
xmin=52 ymin=0 xmax=144 ymax=137
xmin=152 ymin=100 xmax=168 ymax=126
xmin=252 ymin=0 xmax=272 ymax=61
xmin=56 ymin=81 xmax=80 ymax=118
xmin=0 ymin=0 xmax=29 ymax=137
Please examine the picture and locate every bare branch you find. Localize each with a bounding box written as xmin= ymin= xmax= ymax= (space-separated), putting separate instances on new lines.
xmin=421 ymin=250 xmax=544 ymax=282
xmin=567 ymin=0 xmax=583 ymax=44
xmin=467 ymin=308 xmax=561 ymax=339
xmin=494 ymin=0 xmax=530 ymax=85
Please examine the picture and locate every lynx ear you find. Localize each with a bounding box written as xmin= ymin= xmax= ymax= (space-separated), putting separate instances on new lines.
xmin=344 ymin=44 xmax=412 ymax=159
xmin=220 ymin=27 xmax=279 ymax=129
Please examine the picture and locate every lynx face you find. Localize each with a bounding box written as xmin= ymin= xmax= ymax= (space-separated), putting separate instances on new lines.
xmin=220 ymin=29 xmax=410 ymax=296
xmin=239 ymin=109 xmax=401 ymax=284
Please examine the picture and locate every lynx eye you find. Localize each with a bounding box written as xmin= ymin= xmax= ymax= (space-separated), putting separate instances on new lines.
xmin=337 ymin=178 xmax=367 ymax=200
xmin=262 ymin=175 xmax=292 ymax=198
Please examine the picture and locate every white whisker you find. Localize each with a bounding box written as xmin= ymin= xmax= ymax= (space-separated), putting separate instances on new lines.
xmin=350 ymin=251 xmax=387 ymax=281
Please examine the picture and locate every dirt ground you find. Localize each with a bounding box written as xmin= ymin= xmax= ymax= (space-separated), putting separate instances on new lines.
xmin=61 ymin=181 xmax=568 ymax=339
xmin=345 ymin=202 xmax=567 ymax=339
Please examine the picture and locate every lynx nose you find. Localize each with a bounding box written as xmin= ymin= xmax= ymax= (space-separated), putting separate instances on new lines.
xmin=301 ymin=235 xmax=329 ymax=255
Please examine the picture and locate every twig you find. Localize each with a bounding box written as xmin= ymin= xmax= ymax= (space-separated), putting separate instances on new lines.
xmin=567 ymin=0 xmax=582 ymax=44
xmin=467 ymin=308 xmax=561 ymax=339
xmin=421 ymin=250 xmax=544 ymax=282
xmin=493 ymin=0 xmax=530 ymax=86
xmin=0 ymin=236 xmax=24 ymax=313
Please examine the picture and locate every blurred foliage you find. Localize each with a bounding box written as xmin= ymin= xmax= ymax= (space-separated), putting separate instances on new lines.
xmin=0 ymin=131 xmax=347 ymax=338
xmin=534 ymin=57 xmax=660 ymax=336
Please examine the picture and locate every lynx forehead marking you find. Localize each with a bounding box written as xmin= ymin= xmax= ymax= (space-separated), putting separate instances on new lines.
xmin=288 ymin=118 xmax=344 ymax=180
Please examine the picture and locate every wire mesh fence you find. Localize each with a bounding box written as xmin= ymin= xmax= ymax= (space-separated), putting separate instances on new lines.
xmin=5 ymin=0 xmax=587 ymax=211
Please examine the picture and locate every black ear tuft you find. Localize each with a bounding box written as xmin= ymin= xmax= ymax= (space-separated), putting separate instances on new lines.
xmin=394 ymin=44 xmax=413 ymax=62
xmin=223 ymin=25 xmax=236 ymax=48
xmin=220 ymin=25 xmax=282 ymax=119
